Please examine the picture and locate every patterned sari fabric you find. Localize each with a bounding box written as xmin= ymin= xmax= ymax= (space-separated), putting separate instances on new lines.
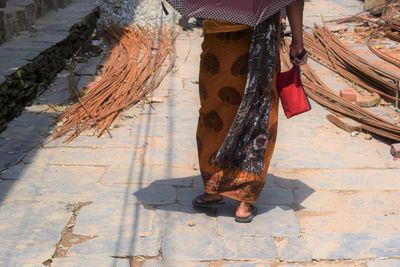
xmin=213 ymin=14 xmax=279 ymax=174
xmin=197 ymin=18 xmax=281 ymax=203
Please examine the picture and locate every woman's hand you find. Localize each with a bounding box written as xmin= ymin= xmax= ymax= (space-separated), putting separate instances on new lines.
xmin=289 ymin=43 xmax=308 ymax=66
xmin=286 ymin=0 xmax=307 ymax=66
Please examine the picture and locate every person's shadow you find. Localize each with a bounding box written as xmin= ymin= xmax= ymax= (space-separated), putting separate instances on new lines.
xmin=133 ymin=173 xmax=314 ymax=217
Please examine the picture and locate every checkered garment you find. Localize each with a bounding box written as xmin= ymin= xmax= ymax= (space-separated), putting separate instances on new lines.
xmin=166 ymin=0 xmax=295 ymax=173
xmin=165 ymin=0 xmax=295 ymax=27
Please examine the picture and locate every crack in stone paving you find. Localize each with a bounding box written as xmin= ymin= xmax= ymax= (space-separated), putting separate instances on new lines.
xmin=203 ymin=258 xmax=398 ymax=266
xmin=42 ymin=202 xmax=95 ymax=266
xmin=113 ymin=245 xmax=163 ymax=267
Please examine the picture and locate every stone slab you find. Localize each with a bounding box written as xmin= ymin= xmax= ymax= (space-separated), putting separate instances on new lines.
xmin=271 ymin=169 xmax=400 ymax=191
xmin=73 ymin=202 xmax=156 ymax=238
xmin=51 ymin=255 xmax=131 ymax=267
xmin=162 ymin=233 xmax=278 ymax=261
xmin=0 ymin=39 xmax=39 ymax=57
xmin=43 ymin=132 xmax=141 ymax=149
xmin=156 ymin=73 xmax=184 ymax=90
xmin=297 ymin=211 xmax=400 ymax=235
xmin=142 ymin=144 xmax=198 ymax=169
xmin=132 ymin=111 xmax=198 ymax=141
xmin=174 ymin=63 xmax=201 ymax=80
xmin=161 ymin=233 xmax=224 ymax=261
xmin=101 ymin=163 xmax=198 ymax=186
xmin=367 ymin=259 xmax=400 ymax=267
xmin=0 ymin=57 xmax=29 ymax=76
xmin=0 ymin=241 xmax=55 ymax=267
xmin=68 ymin=235 xmax=161 ymax=258
xmin=176 ymin=186 xmax=205 ymax=205
xmin=0 ymin=39 xmax=50 ymax=52
xmin=1 ymin=162 xmax=104 ymax=181
xmin=132 ymin=183 xmax=177 ymax=206
xmin=274 ymin=115 xmax=389 ymax=170
xmin=216 ymin=205 xmax=300 ymax=237
xmin=303 ymin=0 xmax=363 ymax=28
xmin=257 ymin=187 xmax=294 ymax=206
xmin=304 ymin=233 xmax=400 ymax=260
xmin=155 ymin=204 xmax=218 ymax=235
xmin=222 ymin=263 xmax=272 ymax=267
xmin=294 ymin=189 xmax=400 ymax=212
xmin=0 ymin=201 xmax=71 ymax=265
xmin=0 ymin=173 xmax=159 ymax=203
xmin=143 ymin=261 xmax=208 ymax=267
xmin=0 ymin=111 xmax=55 ymax=171
xmin=0 ymin=164 xmax=105 ymax=202
xmin=17 ymin=30 xmax=69 ymax=44
xmin=223 ymin=236 xmax=278 ymax=261
xmin=279 ymin=237 xmax=312 ymax=262
xmin=23 ymin=147 xmax=142 ymax=166
xmin=271 ymin=152 xmax=347 ymax=170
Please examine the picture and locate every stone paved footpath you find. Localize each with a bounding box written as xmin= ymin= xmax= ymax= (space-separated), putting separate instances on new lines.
xmin=1 ymin=0 xmax=400 ymax=266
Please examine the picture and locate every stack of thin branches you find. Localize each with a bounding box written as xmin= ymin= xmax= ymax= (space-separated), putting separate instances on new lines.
xmin=304 ymin=25 xmax=400 ymax=103
xmin=325 ymin=2 xmax=400 ymax=68
xmin=52 ymin=25 xmax=175 ymax=142
xmin=280 ymin=43 xmax=400 ymax=142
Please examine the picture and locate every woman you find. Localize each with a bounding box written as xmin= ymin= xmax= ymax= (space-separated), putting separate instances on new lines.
xmin=193 ymin=0 xmax=307 ymax=223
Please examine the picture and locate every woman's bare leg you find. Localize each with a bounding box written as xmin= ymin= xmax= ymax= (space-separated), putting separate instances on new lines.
xmin=235 ymin=202 xmax=252 ymax=218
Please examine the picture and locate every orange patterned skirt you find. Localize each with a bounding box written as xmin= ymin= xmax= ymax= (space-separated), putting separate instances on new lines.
xmin=196 ymin=20 xmax=280 ymax=203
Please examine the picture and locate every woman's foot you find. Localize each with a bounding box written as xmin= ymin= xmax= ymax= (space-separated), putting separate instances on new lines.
xmin=192 ymin=194 xmax=224 ymax=208
xmin=235 ymin=202 xmax=257 ymax=223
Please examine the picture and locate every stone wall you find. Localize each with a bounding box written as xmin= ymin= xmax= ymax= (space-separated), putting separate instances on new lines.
xmin=0 ymin=10 xmax=4 ymax=43
xmin=0 ymin=0 xmax=73 ymax=44
xmin=0 ymin=8 xmax=99 ymax=132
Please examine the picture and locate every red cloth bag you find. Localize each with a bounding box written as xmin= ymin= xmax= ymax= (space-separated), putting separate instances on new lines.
xmin=277 ymin=67 xmax=311 ymax=119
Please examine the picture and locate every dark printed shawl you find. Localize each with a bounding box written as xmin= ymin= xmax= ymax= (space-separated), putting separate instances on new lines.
xmin=212 ymin=15 xmax=278 ymax=174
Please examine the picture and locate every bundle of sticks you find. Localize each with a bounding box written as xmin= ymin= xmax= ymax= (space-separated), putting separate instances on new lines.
xmin=326 ymin=2 xmax=400 ymax=68
xmin=368 ymin=5 xmax=400 ymax=68
xmin=304 ymin=25 xmax=400 ymax=103
xmin=52 ymin=25 xmax=175 ymax=143
xmin=281 ymin=43 xmax=400 ymax=142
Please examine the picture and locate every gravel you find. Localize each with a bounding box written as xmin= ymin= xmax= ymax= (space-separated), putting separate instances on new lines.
xmin=98 ymin=0 xmax=180 ymax=28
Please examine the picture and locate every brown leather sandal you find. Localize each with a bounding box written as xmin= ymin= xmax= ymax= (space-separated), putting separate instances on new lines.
xmin=192 ymin=194 xmax=225 ymax=209
xmin=235 ymin=205 xmax=257 ymax=223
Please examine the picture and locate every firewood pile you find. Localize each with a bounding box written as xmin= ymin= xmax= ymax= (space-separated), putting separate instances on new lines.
xmin=52 ymin=25 xmax=176 ymax=142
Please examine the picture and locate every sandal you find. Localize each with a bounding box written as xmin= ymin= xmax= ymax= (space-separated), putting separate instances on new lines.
xmin=192 ymin=194 xmax=225 ymax=209
xmin=235 ymin=205 xmax=257 ymax=223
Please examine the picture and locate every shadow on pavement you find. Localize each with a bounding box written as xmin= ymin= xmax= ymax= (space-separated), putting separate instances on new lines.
xmin=0 ymin=111 xmax=56 ymax=204
xmin=133 ymin=174 xmax=315 ymax=218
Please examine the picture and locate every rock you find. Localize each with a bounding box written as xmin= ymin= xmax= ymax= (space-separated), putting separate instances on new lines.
xmin=356 ymin=92 xmax=381 ymax=107
xmin=354 ymin=26 xmax=369 ymax=33
xmin=364 ymin=133 xmax=372 ymax=140
xmin=340 ymin=88 xmax=357 ymax=102
xmin=391 ymin=143 xmax=400 ymax=159
xmin=364 ymin=0 xmax=386 ymax=10
xmin=327 ymin=24 xmax=348 ymax=33
xmin=326 ymin=114 xmax=362 ymax=133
